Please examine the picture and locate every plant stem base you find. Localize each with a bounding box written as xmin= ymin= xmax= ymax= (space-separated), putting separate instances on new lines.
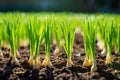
xmin=11 ymin=57 xmax=20 ymax=65
xmin=66 ymin=59 xmax=74 ymax=67
xmin=105 ymin=56 xmax=112 ymax=64
xmin=16 ymin=51 xmax=21 ymax=58
xmin=42 ymin=57 xmax=52 ymax=67
xmin=91 ymin=64 xmax=97 ymax=72
xmin=28 ymin=57 xmax=34 ymax=66
xmin=0 ymin=50 xmax=3 ymax=57
xmin=33 ymin=58 xmax=41 ymax=70
xmin=83 ymin=58 xmax=92 ymax=67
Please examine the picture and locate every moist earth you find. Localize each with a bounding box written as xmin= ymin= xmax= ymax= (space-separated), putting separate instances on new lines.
xmin=0 ymin=33 xmax=120 ymax=80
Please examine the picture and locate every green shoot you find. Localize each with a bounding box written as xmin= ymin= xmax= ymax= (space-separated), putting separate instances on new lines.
xmin=27 ymin=17 xmax=44 ymax=69
xmin=0 ymin=21 xmax=4 ymax=57
xmin=61 ymin=19 xmax=75 ymax=67
xmin=97 ymin=19 xmax=113 ymax=64
xmin=18 ymin=18 xmax=29 ymax=47
xmin=42 ymin=17 xmax=53 ymax=67
xmin=105 ymin=21 xmax=114 ymax=64
xmin=81 ymin=17 xmax=97 ymax=72
xmin=97 ymin=18 xmax=106 ymax=55
xmin=113 ymin=22 xmax=120 ymax=54
xmin=33 ymin=18 xmax=44 ymax=69
xmin=53 ymin=18 xmax=63 ymax=57
xmin=5 ymin=18 xmax=20 ymax=65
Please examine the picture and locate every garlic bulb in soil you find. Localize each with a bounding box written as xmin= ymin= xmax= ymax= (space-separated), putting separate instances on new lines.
xmin=11 ymin=55 xmax=20 ymax=65
xmin=105 ymin=52 xmax=112 ymax=64
xmin=91 ymin=62 xmax=97 ymax=72
xmin=101 ymin=48 xmax=106 ymax=55
xmin=28 ymin=56 xmax=34 ymax=66
xmin=54 ymin=46 xmax=62 ymax=57
xmin=33 ymin=57 xmax=41 ymax=69
xmin=97 ymin=40 xmax=104 ymax=50
xmin=83 ymin=57 xmax=92 ymax=67
xmin=66 ymin=58 xmax=74 ymax=67
xmin=42 ymin=56 xmax=52 ymax=67
xmin=16 ymin=50 xmax=21 ymax=58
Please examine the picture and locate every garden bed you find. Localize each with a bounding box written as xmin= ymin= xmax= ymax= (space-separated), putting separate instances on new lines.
xmin=0 ymin=33 xmax=120 ymax=80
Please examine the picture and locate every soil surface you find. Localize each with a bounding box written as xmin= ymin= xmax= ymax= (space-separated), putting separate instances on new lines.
xmin=0 ymin=33 xmax=120 ymax=80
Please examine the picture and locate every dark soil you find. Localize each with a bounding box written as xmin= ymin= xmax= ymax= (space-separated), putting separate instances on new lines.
xmin=0 ymin=33 xmax=120 ymax=80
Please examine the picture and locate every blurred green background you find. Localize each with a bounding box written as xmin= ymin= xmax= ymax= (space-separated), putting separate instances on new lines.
xmin=0 ymin=0 xmax=120 ymax=13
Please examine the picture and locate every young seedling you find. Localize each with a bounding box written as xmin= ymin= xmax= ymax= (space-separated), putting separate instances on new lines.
xmin=105 ymin=21 xmax=114 ymax=64
xmin=5 ymin=18 xmax=20 ymax=65
xmin=42 ymin=17 xmax=53 ymax=67
xmin=27 ymin=17 xmax=44 ymax=69
xmin=0 ymin=19 xmax=10 ymax=51
xmin=97 ymin=18 xmax=113 ymax=64
xmin=33 ymin=18 xmax=44 ymax=69
xmin=61 ymin=19 xmax=76 ymax=67
xmin=97 ymin=18 xmax=106 ymax=55
xmin=0 ymin=24 xmax=4 ymax=57
xmin=81 ymin=17 xmax=97 ymax=72
xmin=53 ymin=18 xmax=63 ymax=57
xmin=112 ymin=21 xmax=120 ymax=55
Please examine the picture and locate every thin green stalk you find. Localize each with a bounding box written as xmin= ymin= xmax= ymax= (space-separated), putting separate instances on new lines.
xmin=97 ymin=18 xmax=113 ymax=64
xmin=53 ymin=18 xmax=63 ymax=57
xmin=34 ymin=18 xmax=44 ymax=69
xmin=18 ymin=18 xmax=29 ymax=47
xmin=42 ymin=17 xmax=53 ymax=67
xmin=27 ymin=17 xmax=44 ymax=69
xmin=81 ymin=17 xmax=97 ymax=72
xmin=105 ymin=20 xmax=114 ymax=64
xmin=113 ymin=22 xmax=120 ymax=54
xmin=61 ymin=19 xmax=75 ymax=67
xmin=5 ymin=18 xmax=20 ymax=65
xmin=27 ymin=18 xmax=37 ymax=67
xmin=0 ymin=22 xmax=4 ymax=57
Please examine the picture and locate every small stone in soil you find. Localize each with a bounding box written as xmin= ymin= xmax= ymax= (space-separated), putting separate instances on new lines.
xmin=74 ymin=53 xmax=81 ymax=57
